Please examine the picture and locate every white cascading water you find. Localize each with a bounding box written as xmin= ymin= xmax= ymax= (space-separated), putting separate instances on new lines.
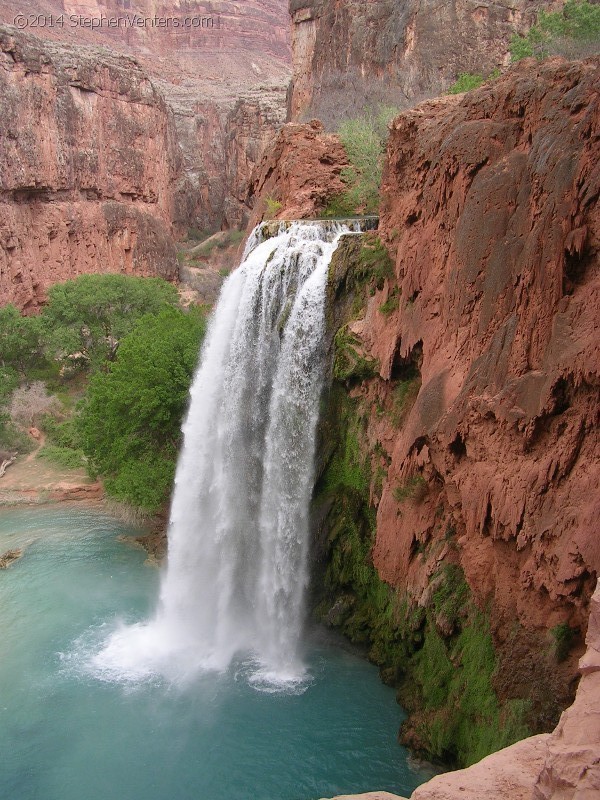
xmin=92 ymin=220 xmax=361 ymax=690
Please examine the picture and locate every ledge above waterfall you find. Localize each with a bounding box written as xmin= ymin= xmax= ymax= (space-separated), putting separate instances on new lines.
xmin=257 ymin=216 xmax=379 ymax=241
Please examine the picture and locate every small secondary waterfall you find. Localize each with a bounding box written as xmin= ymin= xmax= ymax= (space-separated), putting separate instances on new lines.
xmin=93 ymin=220 xmax=363 ymax=688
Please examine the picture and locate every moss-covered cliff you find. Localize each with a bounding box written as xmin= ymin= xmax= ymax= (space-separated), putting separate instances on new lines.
xmin=311 ymin=235 xmax=538 ymax=766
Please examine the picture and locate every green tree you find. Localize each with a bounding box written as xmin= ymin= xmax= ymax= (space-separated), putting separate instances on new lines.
xmin=40 ymin=274 xmax=179 ymax=371
xmin=78 ymin=306 xmax=206 ymax=512
xmin=0 ymin=305 xmax=44 ymax=374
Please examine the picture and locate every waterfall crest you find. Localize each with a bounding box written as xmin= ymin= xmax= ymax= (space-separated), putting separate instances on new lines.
xmin=92 ymin=220 xmax=359 ymax=689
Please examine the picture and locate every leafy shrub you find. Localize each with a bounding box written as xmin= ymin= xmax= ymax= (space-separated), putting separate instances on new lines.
xmin=326 ymin=105 xmax=400 ymax=215
xmin=447 ymin=69 xmax=501 ymax=95
xmin=551 ymin=622 xmax=576 ymax=662
xmin=333 ymin=326 xmax=379 ymax=383
xmin=391 ymin=376 xmax=421 ymax=428
xmin=0 ymin=305 xmax=45 ymax=374
xmin=0 ymin=366 xmax=19 ymax=405
xmin=264 ymin=196 xmax=283 ymax=219
xmin=448 ymin=73 xmax=486 ymax=94
xmin=322 ymin=193 xmax=357 ymax=219
xmin=187 ymin=227 xmax=214 ymax=242
xmin=356 ymin=235 xmax=395 ymax=289
xmin=431 ymin=564 xmax=470 ymax=630
xmin=511 ymin=0 xmax=600 ymax=61
xmin=38 ymin=444 xmax=86 ymax=470
xmin=40 ymin=414 xmax=82 ymax=450
xmin=78 ymin=306 xmax=206 ymax=512
xmin=379 ymin=288 xmax=400 ymax=316
xmin=0 ymin=413 xmax=34 ymax=454
xmin=190 ymin=229 xmax=245 ymax=258
xmin=40 ymin=274 xmax=179 ymax=371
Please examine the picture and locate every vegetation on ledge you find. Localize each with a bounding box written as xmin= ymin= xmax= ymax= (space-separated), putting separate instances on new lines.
xmin=511 ymin=0 xmax=600 ymax=61
xmin=323 ymin=105 xmax=399 ymax=216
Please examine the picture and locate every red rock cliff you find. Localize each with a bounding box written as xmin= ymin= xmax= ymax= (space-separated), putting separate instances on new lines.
xmin=0 ymin=25 xmax=181 ymax=310
xmin=0 ymin=0 xmax=292 ymax=232
xmin=370 ymin=56 xmax=599 ymax=643
xmin=289 ymin=0 xmax=560 ymax=125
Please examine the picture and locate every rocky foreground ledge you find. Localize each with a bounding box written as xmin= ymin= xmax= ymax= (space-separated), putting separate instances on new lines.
xmin=322 ymin=580 xmax=600 ymax=800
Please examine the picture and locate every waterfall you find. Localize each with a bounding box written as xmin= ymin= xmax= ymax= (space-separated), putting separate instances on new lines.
xmin=92 ymin=220 xmax=362 ymax=690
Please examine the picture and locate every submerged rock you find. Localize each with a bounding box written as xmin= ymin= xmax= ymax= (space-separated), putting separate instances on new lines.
xmin=0 ymin=548 xmax=22 ymax=569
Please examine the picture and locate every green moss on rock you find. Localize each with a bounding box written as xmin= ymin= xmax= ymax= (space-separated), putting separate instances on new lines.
xmin=313 ymin=231 xmax=531 ymax=768
xmin=333 ymin=326 xmax=379 ymax=383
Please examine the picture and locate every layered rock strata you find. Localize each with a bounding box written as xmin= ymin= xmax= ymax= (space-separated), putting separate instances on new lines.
xmin=0 ymin=25 xmax=180 ymax=309
xmin=289 ymin=0 xmax=559 ymax=125
xmin=0 ymin=0 xmax=292 ymax=233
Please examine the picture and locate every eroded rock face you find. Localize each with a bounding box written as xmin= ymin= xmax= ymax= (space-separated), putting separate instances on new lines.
xmin=171 ymin=90 xmax=289 ymax=232
xmin=0 ymin=1 xmax=292 ymax=234
xmin=254 ymin=57 xmax=599 ymax=658
xmin=370 ymin=56 xmax=599 ymax=644
xmin=289 ymin=0 xmax=557 ymax=126
xmin=246 ymin=119 xmax=349 ymax=228
xmin=0 ymin=25 xmax=180 ymax=309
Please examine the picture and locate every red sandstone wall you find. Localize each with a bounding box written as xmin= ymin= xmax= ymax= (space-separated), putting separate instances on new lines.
xmin=368 ymin=57 xmax=599 ymax=641
xmin=0 ymin=27 xmax=180 ymax=309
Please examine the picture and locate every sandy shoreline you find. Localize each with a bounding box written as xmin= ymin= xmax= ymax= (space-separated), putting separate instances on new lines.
xmin=0 ymin=452 xmax=167 ymax=560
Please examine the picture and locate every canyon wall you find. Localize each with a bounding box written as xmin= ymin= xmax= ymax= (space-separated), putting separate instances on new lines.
xmin=169 ymin=87 xmax=289 ymax=232
xmin=373 ymin=54 xmax=599 ymax=645
xmin=0 ymin=25 xmax=180 ymax=310
xmin=0 ymin=0 xmax=292 ymax=233
xmin=0 ymin=1 xmax=292 ymax=308
xmin=340 ymin=54 xmax=598 ymax=763
xmin=0 ymin=0 xmax=290 ymax=60
xmin=289 ymin=0 xmax=560 ymax=126
xmin=250 ymin=54 xmax=599 ymax=767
